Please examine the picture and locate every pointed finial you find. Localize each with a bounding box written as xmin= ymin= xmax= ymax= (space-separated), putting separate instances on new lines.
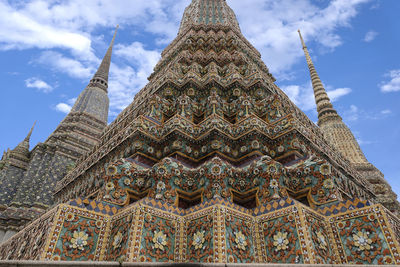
xmin=111 ymin=25 xmax=119 ymax=46
xmin=25 ymin=121 xmax=36 ymax=141
xmin=10 ymin=122 xmax=35 ymax=156
xmin=299 ymin=29 xmax=341 ymax=126
xmin=297 ymin=29 xmax=307 ymax=49
xmin=93 ymin=25 xmax=119 ymax=83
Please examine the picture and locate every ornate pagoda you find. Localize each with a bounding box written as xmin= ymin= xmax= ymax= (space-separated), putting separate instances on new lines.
xmin=0 ymin=0 xmax=399 ymax=265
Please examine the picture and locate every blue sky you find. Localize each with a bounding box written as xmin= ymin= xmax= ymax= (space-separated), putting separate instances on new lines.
xmin=0 ymin=0 xmax=399 ymax=198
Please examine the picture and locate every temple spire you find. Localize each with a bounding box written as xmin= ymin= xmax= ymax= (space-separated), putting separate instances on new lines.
xmin=93 ymin=25 xmax=119 ymax=83
xmin=24 ymin=121 xmax=36 ymax=142
xmin=298 ymin=29 xmax=307 ymax=49
xmin=6 ymin=122 xmax=36 ymax=169
xmin=14 ymin=121 xmax=36 ymax=153
xmin=298 ymin=30 xmax=341 ymax=126
xmin=68 ymin=26 xmax=117 ymax=122
xmin=297 ymin=31 xmax=400 ymax=210
xmin=298 ymin=29 xmax=369 ymax=164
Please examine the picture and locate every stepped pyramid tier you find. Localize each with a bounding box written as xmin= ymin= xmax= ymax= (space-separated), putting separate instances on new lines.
xmin=54 ymin=0 xmax=373 ymax=206
xmin=1 ymin=0 xmax=400 ymax=265
xmin=0 ymin=123 xmax=41 ymax=241
xmin=0 ymin=122 xmax=35 ymax=208
xmin=298 ymin=30 xmax=400 ymax=215
xmin=0 ymin=27 xmax=117 ymax=242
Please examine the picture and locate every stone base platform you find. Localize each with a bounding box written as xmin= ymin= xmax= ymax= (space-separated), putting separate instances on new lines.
xmin=1 ymin=195 xmax=400 ymax=265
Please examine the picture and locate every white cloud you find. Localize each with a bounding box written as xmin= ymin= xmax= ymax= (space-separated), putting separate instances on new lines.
xmin=345 ymin=104 xmax=360 ymax=121
xmin=115 ymin=42 xmax=160 ymax=73
xmin=0 ymin=0 xmax=189 ymax=54
xmin=67 ymin=98 xmax=77 ymax=105
xmin=380 ymin=69 xmax=400 ymax=92
xmin=25 ymin=77 xmax=53 ymax=93
xmin=344 ymin=105 xmax=392 ymax=122
xmin=369 ymin=1 xmax=381 ymax=10
xmin=108 ymin=64 xmax=149 ymax=112
xmin=327 ymin=87 xmax=352 ymax=102
xmin=0 ymin=1 xmax=92 ymax=55
xmin=7 ymin=72 xmax=20 ymax=76
xmin=0 ymin=0 xmax=370 ymax=75
xmin=230 ymin=0 xmax=370 ymax=74
xmin=356 ymin=138 xmax=373 ymax=145
xmin=351 ymin=131 xmax=374 ymax=146
xmin=37 ymin=51 xmax=94 ymax=79
xmin=55 ymin=98 xmax=76 ymax=114
xmin=108 ymin=64 xmax=141 ymax=111
xmin=281 ymin=83 xmax=315 ymax=111
xmin=281 ymin=83 xmax=351 ymax=112
xmin=363 ymin=30 xmax=378 ymax=42
xmin=55 ymin=103 xmax=72 ymax=113
xmin=0 ymin=0 xmax=371 ymax=118
xmin=0 ymin=0 xmax=187 ymax=116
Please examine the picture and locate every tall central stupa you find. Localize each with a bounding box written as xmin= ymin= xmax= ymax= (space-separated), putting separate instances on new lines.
xmin=0 ymin=0 xmax=399 ymax=265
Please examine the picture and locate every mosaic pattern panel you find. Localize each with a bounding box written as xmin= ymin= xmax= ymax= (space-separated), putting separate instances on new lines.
xmin=259 ymin=206 xmax=305 ymax=264
xmin=225 ymin=208 xmax=254 ymax=263
xmin=137 ymin=207 xmax=179 ymax=262
xmin=186 ymin=209 xmax=214 ymax=263
xmin=2 ymin=198 xmax=400 ymax=265
xmin=330 ymin=206 xmax=400 ymax=265
xmin=385 ymin=208 xmax=400 ymax=245
xmin=43 ymin=205 xmax=110 ymax=261
xmin=302 ymin=207 xmax=337 ymax=264
xmin=105 ymin=213 xmax=133 ymax=261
